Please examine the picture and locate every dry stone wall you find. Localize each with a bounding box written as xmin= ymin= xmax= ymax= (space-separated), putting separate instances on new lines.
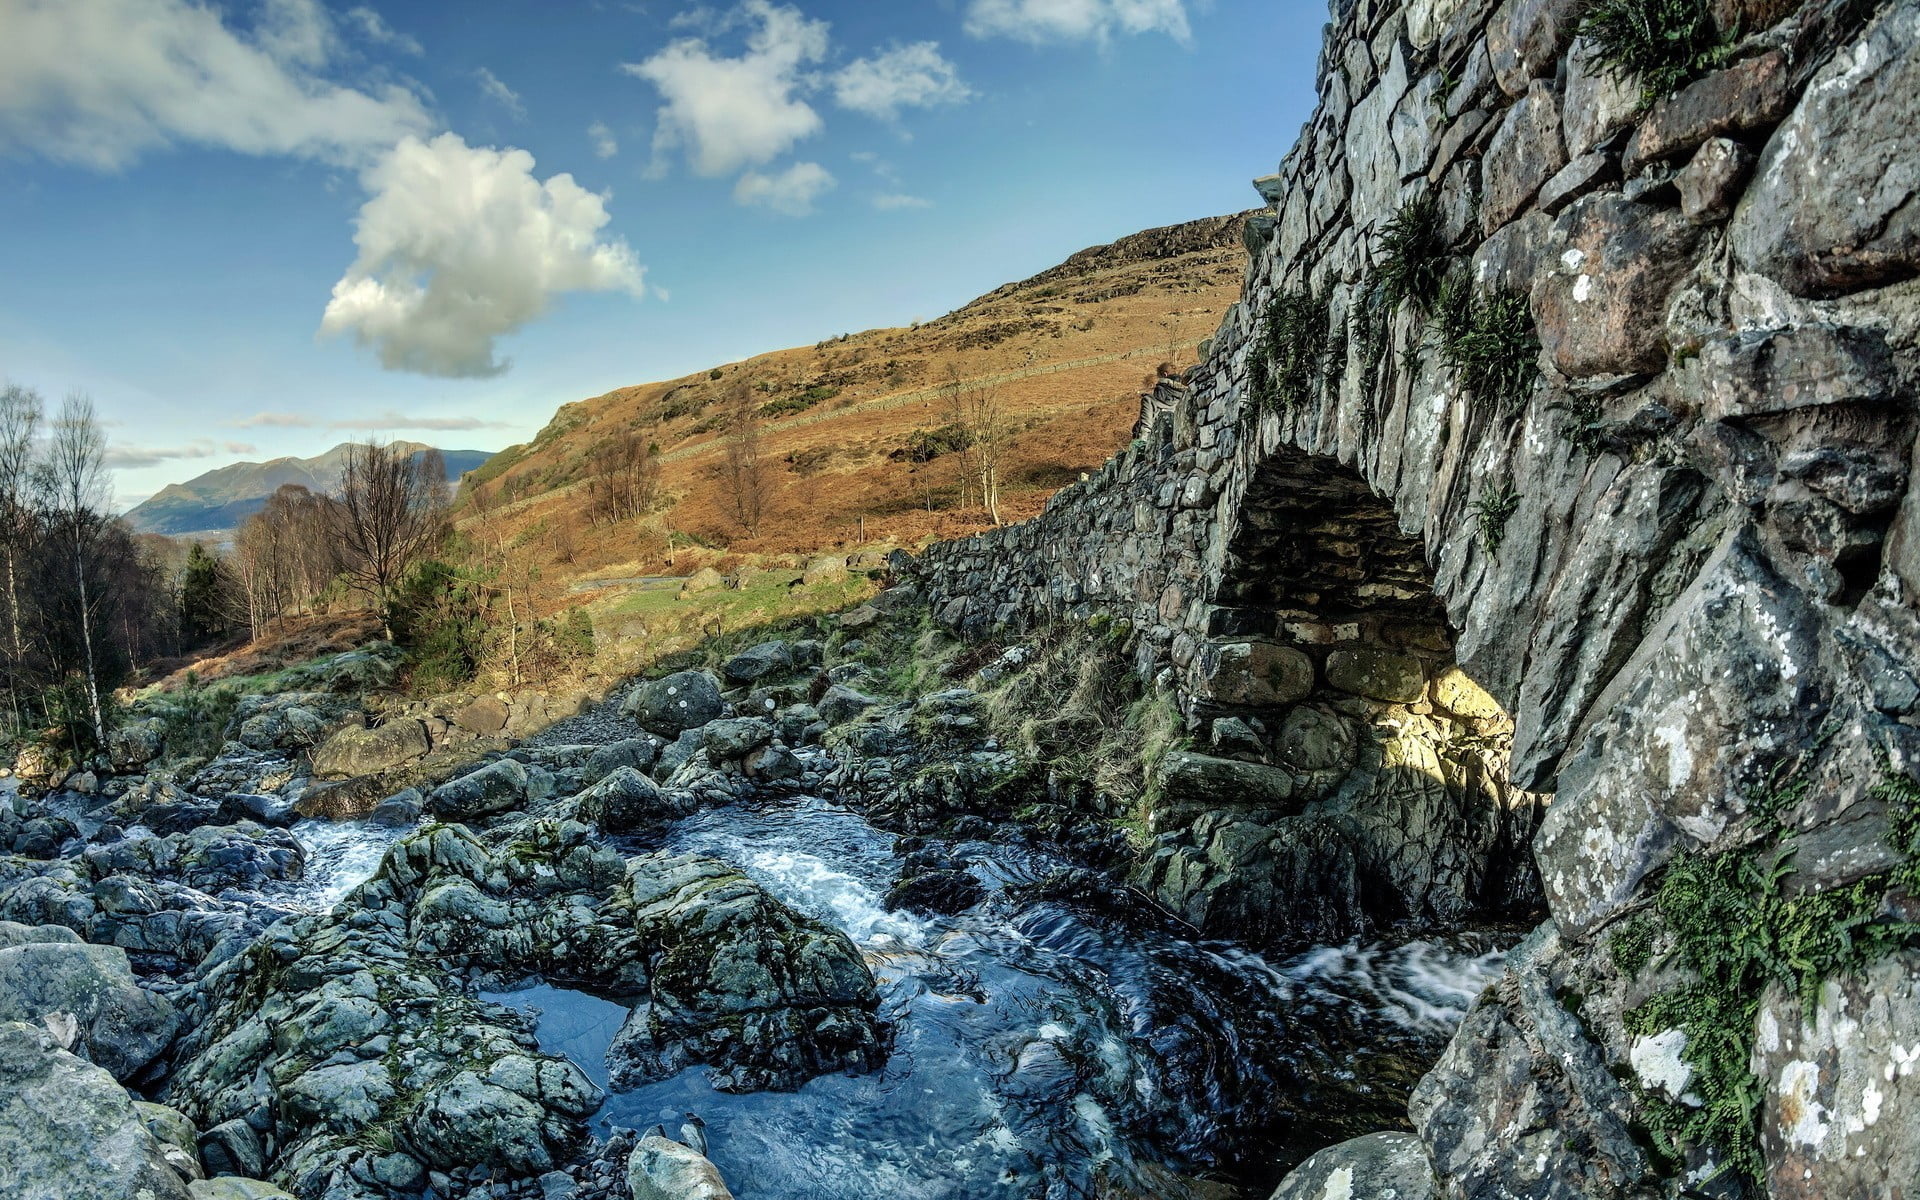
xmin=909 ymin=0 xmax=1920 ymax=1193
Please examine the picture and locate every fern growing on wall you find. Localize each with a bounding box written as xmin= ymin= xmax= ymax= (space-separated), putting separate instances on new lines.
xmin=1581 ymin=0 xmax=1734 ymax=107
xmin=1250 ymin=288 xmax=1330 ymax=415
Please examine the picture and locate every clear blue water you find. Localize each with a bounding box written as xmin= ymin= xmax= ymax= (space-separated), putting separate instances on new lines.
xmin=482 ymin=795 xmax=1508 ymax=1200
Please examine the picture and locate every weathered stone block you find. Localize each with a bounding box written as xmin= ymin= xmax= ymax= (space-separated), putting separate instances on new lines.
xmin=1622 ymin=51 xmax=1790 ymax=173
xmin=1325 ymin=646 xmax=1427 ymax=702
xmin=1675 ymin=135 xmax=1754 ymax=222
xmin=1195 ymin=640 xmax=1314 ymax=705
xmin=1731 ymin=3 xmax=1920 ymax=296
xmin=1533 ymin=193 xmax=1702 ymax=376
xmin=1481 ymin=81 xmax=1567 ymax=233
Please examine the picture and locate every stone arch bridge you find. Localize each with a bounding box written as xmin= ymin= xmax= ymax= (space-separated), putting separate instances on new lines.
xmin=908 ymin=0 xmax=1920 ymax=1192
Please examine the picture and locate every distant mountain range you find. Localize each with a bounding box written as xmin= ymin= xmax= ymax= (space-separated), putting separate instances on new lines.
xmin=122 ymin=442 xmax=492 ymax=538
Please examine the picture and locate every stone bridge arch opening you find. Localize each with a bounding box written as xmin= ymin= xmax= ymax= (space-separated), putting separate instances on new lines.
xmin=1141 ymin=444 xmax=1547 ymax=950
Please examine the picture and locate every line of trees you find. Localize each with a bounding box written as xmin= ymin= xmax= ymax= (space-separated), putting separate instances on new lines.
xmin=0 ymin=385 xmax=173 ymax=752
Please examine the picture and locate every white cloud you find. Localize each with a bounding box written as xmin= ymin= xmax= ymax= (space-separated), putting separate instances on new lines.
xmin=319 ymin=133 xmax=644 ymax=378
xmin=475 ymin=68 xmax=526 ymax=119
xmin=963 ymin=0 xmax=1192 ymax=44
xmin=872 ymin=192 xmax=932 ymax=210
xmin=588 ymin=120 xmax=619 ymax=158
xmin=327 ymin=411 xmax=504 ymax=431
xmin=0 ymin=0 xmax=433 ymax=170
xmin=232 ymin=411 xmax=315 ymax=429
xmin=107 ymin=439 xmax=257 ymax=469
xmin=733 ymin=160 xmax=835 ymax=216
xmin=344 ymin=6 xmax=423 ymax=56
xmin=832 ymin=42 xmax=971 ymax=121
xmin=622 ymin=0 xmax=827 ymax=177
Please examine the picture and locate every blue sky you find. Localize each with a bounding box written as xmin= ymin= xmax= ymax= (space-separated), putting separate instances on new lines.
xmin=0 ymin=0 xmax=1326 ymax=507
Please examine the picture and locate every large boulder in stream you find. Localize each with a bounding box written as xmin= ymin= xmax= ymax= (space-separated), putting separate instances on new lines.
xmin=608 ymin=851 xmax=887 ymax=1093
xmin=0 ymin=936 xmax=178 ymax=1080
xmin=623 ymin=671 xmax=725 ymax=736
xmin=309 ymin=719 xmax=429 ymax=779
xmin=1268 ymin=1131 xmax=1435 ymax=1200
xmin=628 ymin=1135 xmax=735 ymax=1200
xmin=0 ymin=1020 xmax=192 ymax=1200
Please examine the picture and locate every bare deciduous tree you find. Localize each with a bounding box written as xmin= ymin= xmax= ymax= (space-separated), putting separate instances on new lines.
xmin=334 ymin=442 xmax=449 ymax=637
xmin=0 ymin=385 xmax=42 ymax=727
xmin=41 ymin=393 xmax=111 ymax=747
xmin=584 ymin=427 xmax=660 ymax=527
xmin=942 ymin=366 xmax=1008 ymax=525
xmin=718 ymin=385 xmax=772 ymax=538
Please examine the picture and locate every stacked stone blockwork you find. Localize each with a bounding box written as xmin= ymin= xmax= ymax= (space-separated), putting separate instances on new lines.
xmin=909 ymin=0 xmax=1920 ymax=1193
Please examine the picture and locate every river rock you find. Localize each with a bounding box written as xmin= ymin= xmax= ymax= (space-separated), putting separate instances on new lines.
xmin=309 ymin=718 xmax=429 ymax=778
xmin=817 ymin=684 xmax=879 ymax=726
xmin=624 ymin=671 xmax=725 ymax=736
xmin=585 ymin=737 xmax=662 ymax=780
xmin=455 ymin=695 xmax=510 ymax=736
xmin=427 ymin=757 xmax=534 ymax=820
xmin=702 ymin=718 xmax=773 ymax=760
xmin=627 ymin=1134 xmax=734 ymax=1200
xmin=0 ymin=941 xmax=178 ymax=1080
xmin=0 ymin=1020 xmax=192 ymax=1200
xmin=723 ymin=641 xmax=794 ymax=683
xmin=572 ymin=767 xmax=691 ymax=835
xmin=1268 ymin=1131 xmax=1435 ymax=1199
xmin=613 ymin=851 xmax=886 ymax=1092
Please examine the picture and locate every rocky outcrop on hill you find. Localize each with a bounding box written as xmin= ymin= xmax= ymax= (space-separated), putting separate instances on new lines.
xmin=909 ymin=0 xmax=1920 ymax=1192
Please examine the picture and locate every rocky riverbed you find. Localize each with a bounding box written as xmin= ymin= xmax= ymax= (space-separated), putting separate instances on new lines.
xmin=0 ymin=619 xmax=1521 ymax=1200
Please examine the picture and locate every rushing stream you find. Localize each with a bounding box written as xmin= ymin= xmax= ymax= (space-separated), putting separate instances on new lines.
xmin=417 ymin=794 xmax=1511 ymax=1200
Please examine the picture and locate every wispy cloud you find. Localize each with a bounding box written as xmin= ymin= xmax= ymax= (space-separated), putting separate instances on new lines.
xmin=344 ymin=6 xmax=423 ymax=56
xmin=872 ymin=192 xmax=932 ymax=210
xmin=733 ymin=160 xmax=835 ymax=216
xmin=964 ymin=0 xmax=1193 ymax=45
xmin=474 ymin=67 xmax=527 ymax=119
xmin=833 ymin=42 xmax=971 ymax=121
xmin=0 ymin=0 xmax=432 ymax=170
xmin=332 ymin=411 xmax=508 ymax=432
xmin=588 ymin=120 xmax=619 ymax=159
xmin=232 ymin=411 xmax=315 ymax=429
xmin=106 ymin=439 xmax=257 ymax=469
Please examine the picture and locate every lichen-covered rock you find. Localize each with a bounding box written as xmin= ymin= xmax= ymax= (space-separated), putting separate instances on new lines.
xmin=0 ymin=1020 xmax=191 ymax=1200
xmin=1753 ymin=950 xmax=1920 ymax=1197
xmin=613 ymin=852 xmax=885 ymax=1092
xmin=0 ymin=940 xmax=177 ymax=1080
xmin=1532 ymin=192 xmax=1702 ymax=376
xmin=1268 ymin=1131 xmax=1434 ymax=1200
xmin=1731 ymin=1 xmax=1920 ymax=296
xmin=427 ymin=757 xmax=536 ymax=820
xmin=628 ymin=1134 xmax=735 ymax=1200
xmin=1194 ymin=640 xmax=1314 ymax=705
xmin=722 ymin=641 xmax=794 ymax=683
xmin=570 ymin=767 xmax=691 ymax=835
xmin=624 ymin=671 xmax=725 ymax=736
xmin=310 ymin=718 xmax=429 ymax=779
xmin=816 ymin=684 xmax=879 ymax=726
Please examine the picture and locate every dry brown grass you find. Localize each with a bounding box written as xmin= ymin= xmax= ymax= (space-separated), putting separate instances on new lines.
xmin=457 ymin=216 xmax=1248 ymax=619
